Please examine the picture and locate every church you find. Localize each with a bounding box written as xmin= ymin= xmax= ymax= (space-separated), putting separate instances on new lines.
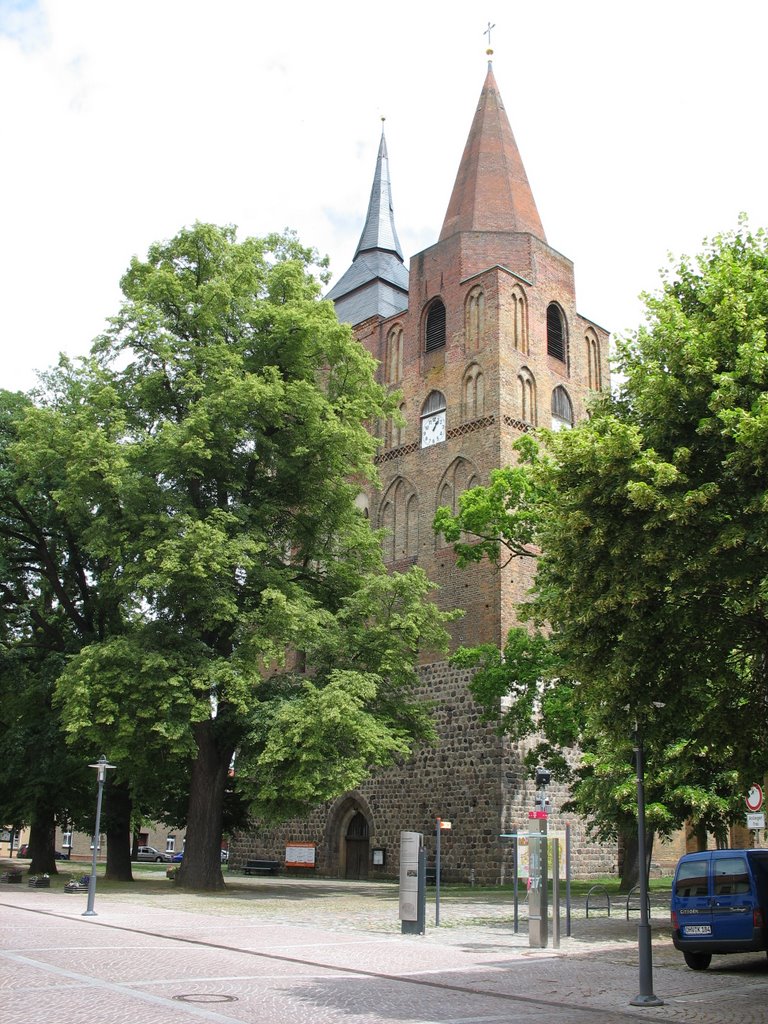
xmin=236 ymin=57 xmax=615 ymax=882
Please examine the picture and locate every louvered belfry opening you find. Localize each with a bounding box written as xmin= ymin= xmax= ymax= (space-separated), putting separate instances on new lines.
xmin=422 ymin=390 xmax=446 ymax=417
xmin=546 ymin=303 xmax=565 ymax=361
xmin=552 ymin=385 xmax=573 ymax=425
xmin=425 ymin=299 xmax=447 ymax=351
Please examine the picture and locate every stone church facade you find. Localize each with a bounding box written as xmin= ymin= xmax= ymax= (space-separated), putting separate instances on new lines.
xmin=233 ymin=61 xmax=617 ymax=882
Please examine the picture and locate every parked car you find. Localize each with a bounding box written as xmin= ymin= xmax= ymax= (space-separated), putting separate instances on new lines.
xmin=16 ymin=845 xmax=67 ymax=859
xmin=170 ymin=850 xmax=227 ymax=863
xmin=671 ymin=848 xmax=768 ymax=970
xmin=134 ymin=845 xmax=171 ymax=862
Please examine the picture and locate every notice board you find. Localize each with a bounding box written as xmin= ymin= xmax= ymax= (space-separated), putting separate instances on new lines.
xmin=285 ymin=842 xmax=316 ymax=867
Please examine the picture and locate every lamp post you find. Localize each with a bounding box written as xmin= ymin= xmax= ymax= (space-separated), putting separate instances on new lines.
xmin=629 ymin=726 xmax=663 ymax=1007
xmin=82 ymin=755 xmax=115 ymax=917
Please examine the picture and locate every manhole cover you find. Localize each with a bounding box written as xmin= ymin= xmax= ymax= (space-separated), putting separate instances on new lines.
xmin=173 ymin=994 xmax=239 ymax=1004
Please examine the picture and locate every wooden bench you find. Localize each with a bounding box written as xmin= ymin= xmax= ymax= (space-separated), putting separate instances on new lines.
xmin=244 ymin=859 xmax=280 ymax=876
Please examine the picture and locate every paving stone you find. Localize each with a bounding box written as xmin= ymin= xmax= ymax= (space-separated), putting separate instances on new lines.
xmin=2 ymin=874 xmax=767 ymax=1023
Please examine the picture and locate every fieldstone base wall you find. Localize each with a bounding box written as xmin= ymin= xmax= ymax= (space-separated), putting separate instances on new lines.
xmin=232 ymin=660 xmax=616 ymax=883
xmin=498 ymin=735 xmax=616 ymax=881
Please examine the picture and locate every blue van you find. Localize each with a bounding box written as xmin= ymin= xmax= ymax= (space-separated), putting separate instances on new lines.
xmin=671 ymin=849 xmax=768 ymax=970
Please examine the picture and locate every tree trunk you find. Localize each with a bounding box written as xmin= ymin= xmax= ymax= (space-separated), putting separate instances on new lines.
xmin=104 ymin=779 xmax=133 ymax=881
xmin=175 ymin=719 xmax=232 ymax=891
xmin=619 ymin=827 xmax=654 ymax=892
xmin=27 ymin=811 xmax=58 ymax=875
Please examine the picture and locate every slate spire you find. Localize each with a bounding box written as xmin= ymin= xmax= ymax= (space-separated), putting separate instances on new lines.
xmin=439 ymin=62 xmax=546 ymax=242
xmin=355 ymin=124 xmax=404 ymax=260
xmin=327 ymin=122 xmax=408 ymax=325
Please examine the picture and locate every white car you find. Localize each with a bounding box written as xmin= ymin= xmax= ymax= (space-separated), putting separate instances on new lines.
xmin=135 ymin=846 xmax=171 ymax=862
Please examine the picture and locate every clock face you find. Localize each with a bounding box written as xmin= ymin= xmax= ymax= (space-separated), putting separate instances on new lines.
xmin=421 ymin=411 xmax=446 ymax=448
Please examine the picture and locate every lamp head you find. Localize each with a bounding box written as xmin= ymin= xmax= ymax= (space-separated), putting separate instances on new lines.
xmin=88 ymin=755 xmax=116 ymax=783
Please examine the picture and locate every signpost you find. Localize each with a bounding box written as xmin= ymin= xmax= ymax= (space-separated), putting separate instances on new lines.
xmin=746 ymin=784 xmax=763 ymax=812
xmin=746 ymin=785 xmax=765 ymax=836
xmin=435 ymin=818 xmax=451 ymax=926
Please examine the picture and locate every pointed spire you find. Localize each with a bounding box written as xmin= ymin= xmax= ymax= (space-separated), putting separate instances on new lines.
xmin=355 ymin=121 xmax=404 ymax=260
xmin=439 ymin=63 xmax=546 ymax=243
xmin=327 ymin=121 xmax=408 ymax=325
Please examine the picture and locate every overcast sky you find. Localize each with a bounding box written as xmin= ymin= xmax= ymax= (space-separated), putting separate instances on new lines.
xmin=2 ymin=0 xmax=767 ymax=394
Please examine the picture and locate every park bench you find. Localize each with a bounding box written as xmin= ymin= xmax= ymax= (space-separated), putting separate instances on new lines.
xmin=244 ymin=859 xmax=281 ymax=876
xmin=65 ymin=876 xmax=90 ymax=893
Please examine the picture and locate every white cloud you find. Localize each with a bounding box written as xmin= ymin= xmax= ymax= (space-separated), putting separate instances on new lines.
xmin=2 ymin=0 xmax=768 ymax=392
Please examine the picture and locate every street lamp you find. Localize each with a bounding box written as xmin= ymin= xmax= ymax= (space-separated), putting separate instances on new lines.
xmin=82 ymin=755 xmax=115 ymax=917
xmin=629 ymin=724 xmax=663 ymax=1007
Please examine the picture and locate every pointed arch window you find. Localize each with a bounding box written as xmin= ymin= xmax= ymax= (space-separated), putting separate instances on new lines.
xmin=551 ymin=385 xmax=573 ymax=430
xmin=462 ymin=364 xmax=485 ymax=420
xmin=354 ymin=492 xmax=370 ymax=519
xmin=511 ymin=286 xmax=528 ymax=354
xmin=380 ymin=497 xmax=395 ymax=562
xmin=386 ymin=325 xmax=404 ymax=384
xmin=378 ymin=478 xmax=419 ymax=562
xmin=392 ymin=401 xmax=406 ymax=448
xmin=585 ymin=329 xmax=601 ymax=390
xmin=435 ymin=456 xmax=480 ymax=547
xmin=547 ymin=303 xmax=567 ymax=363
xmin=465 ymin=287 xmax=485 ymax=351
xmin=425 ymin=299 xmax=447 ymax=352
xmin=518 ymin=367 xmax=536 ymax=425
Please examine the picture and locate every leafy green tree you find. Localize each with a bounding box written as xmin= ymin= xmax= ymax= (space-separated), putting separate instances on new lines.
xmin=45 ymin=223 xmax=452 ymax=890
xmin=436 ymin=222 xmax=768 ymax=879
xmin=0 ymin=382 xmax=180 ymax=882
xmin=0 ymin=390 xmax=101 ymax=875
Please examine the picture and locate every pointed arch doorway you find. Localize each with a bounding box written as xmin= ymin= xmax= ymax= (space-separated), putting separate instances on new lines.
xmin=344 ymin=811 xmax=370 ymax=880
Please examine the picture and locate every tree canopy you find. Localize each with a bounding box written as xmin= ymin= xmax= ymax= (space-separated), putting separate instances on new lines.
xmin=2 ymin=223 xmax=452 ymax=889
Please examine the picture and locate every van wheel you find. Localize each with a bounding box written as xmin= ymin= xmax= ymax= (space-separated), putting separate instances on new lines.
xmin=683 ymin=951 xmax=712 ymax=971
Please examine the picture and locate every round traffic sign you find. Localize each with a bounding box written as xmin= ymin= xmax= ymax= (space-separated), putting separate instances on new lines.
xmin=746 ymin=784 xmax=764 ymax=812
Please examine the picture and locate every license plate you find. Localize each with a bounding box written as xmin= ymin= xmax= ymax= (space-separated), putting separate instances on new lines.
xmin=683 ymin=925 xmax=712 ymax=935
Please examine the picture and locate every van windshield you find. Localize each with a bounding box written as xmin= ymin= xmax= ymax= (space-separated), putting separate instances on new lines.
xmin=675 ymin=860 xmax=708 ymax=897
xmin=713 ymin=856 xmax=750 ymax=896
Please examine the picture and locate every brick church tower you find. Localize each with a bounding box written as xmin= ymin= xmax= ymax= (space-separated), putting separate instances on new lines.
xmin=238 ymin=60 xmax=612 ymax=882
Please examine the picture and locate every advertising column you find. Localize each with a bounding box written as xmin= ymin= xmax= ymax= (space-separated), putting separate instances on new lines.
xmin=399 ymin=831 xmax=425 ymax=935
xmin=528 ymin=810 xmax=548 ymax=948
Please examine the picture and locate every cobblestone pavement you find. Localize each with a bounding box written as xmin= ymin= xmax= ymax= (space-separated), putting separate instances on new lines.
xmin=2 ymin=872 xmax=768 ymax=1024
